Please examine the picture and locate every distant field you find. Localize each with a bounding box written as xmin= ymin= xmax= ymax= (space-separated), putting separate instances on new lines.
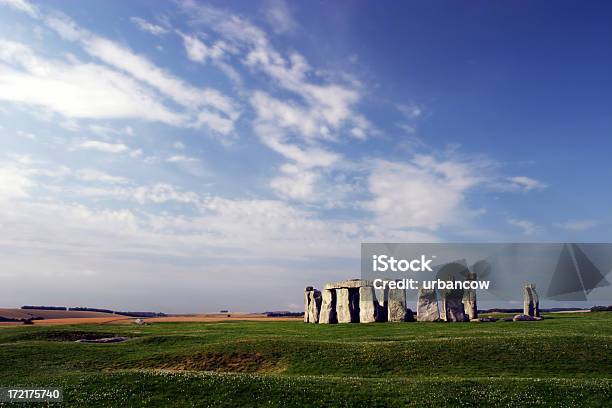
xmin=0 ymin=312 xmax=610 ymax=407
xmin=0 ymin=308 xmax=118 ymax=321
xmin=0 ymin=310 xmax=301 ymax=325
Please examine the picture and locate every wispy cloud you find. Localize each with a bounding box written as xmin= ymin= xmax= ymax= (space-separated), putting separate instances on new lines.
xmin=264 ymin=0 xmax=297 ymax=34
xmin=74 ymin=140 xmax=129 ymax=154
xmin=76 ymin=169 xmax=129 ymax=184
xmin=0 ymin=0 xmax=38 ymax=18
xmin=130 ymin=17 xmax=169 ymax=36
xmin=507 ymin=176 xmax=547 ymax=191
xmin=365 ymin=155 xmax=485 ymax=231
xmin=0 ymin=40 xmax=185 ymax=125
xmin=507 ymin=218 xmax=539 ymax=235
xmin=554 ymin=219 xmax=599 ymax=231
xmin=166 ymin=155 xmax=199 ymax=163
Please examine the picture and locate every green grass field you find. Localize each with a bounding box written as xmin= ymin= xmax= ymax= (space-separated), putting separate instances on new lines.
xmin=1 ymin=312 xmax=611 ymax=407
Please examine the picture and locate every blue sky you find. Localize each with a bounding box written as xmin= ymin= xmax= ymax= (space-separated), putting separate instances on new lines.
xmin=0 ymin=0 xmax=610 ymax=312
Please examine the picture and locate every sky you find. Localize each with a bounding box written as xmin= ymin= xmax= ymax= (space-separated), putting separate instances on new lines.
xmin=0 ymin=0 xmax=611 ymax=313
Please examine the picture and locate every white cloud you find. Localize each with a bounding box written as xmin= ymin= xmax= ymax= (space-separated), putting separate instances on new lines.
xmin=195 ymin=109 xmax=235 ymax=135
xmin=264 ymin=0 xmax=297 ymax=34
xmin=130 ymin=17 xmax=168 ymax=36
xmin=167 ymin=155 xmax=199 ymax=163
xmin=507 ymin=218 xmax=538 ymax=235
xmin=0 ymin=4 xmax=240 ymax=134
xmin=133 ymin=183 xmax=199 ymax=204
xmin=0 ymin=163 xmax=33 ymax=201
xmin=507 ymin=176 xmax=546 ymax=191
xmin=397 ymin=103 xmax=423 ymax=119
xmin=554 ymin=219 xmax=598 ymax=231
xmin=182 ymin=2 xmax=366 ymax=140
xmin=364 ymin=155 xmax=483 ymax=230
xmin=0 ymin=40 xmax=185 ymax=125
xmin=45 ymin=14 xmax=239 ymax=125
xmin=270 ymin=165 xmax=318 ymax=202
xmin=76 ymin=169 xmax=129 ymax=184
xmin=16 ymin=130 xmax=36 ymax=140
xmin=89 ymin=124 xmax=134 ymax=137
xmin=179 ymin=32 xmax=208 ymax=62
xmin=74 ymin=140 xmax=129 ymax=153
xmin=0 ymin=0 xmax=38 ymax=17
xmin=173 ymin=141 xmax=185 ymax=150
xmin=178 ymin=32 xmax=226 ymax=63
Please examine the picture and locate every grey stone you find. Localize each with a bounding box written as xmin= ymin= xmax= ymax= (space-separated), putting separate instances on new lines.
xmin=307 ymin=289 xmax=322 ymax=323
xmin=325 ymin=279 xmax=371 ymax=290
xmin=417 ymin=288 xmax=440 ymax=321
xmin=523 ymin=283 xmax=540 ymax=317
xmin=319 ymin=289 xmax=337 ymax=324
xmin=336 ymin=288 xmax=352 ymax=323
xmin=470 ymin=317 xmax=498 ymax=322
xmin=388 ymin=288 xmax=408 ymax=322
xmin=462 ymin=272 xmax=478 ymax=320
xmin=359 ymin=286 xmax=377 ymax=323
xmin=513 ymin=314 xmax=535 ymax=321
xmin=440 ymin=285 xmax=466 ymax=322
xmin=304 ymin=287 xmax=313 ymax=323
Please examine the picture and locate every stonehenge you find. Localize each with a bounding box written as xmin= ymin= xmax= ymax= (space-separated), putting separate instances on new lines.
xmin=305 ymin=279 xmax=539 ymax=324
xmin=523 ymin=283 xmax=540 ymax=317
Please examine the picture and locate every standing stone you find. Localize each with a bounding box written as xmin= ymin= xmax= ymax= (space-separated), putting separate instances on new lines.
xmin=388 ymin=288 xmax=408 ymax=322
xmin=303 ymin=286 xmax=313 ymax=323
xmin=307 ymin=289 xmax=322 ymax=323
xmin=417 ymin=288 xmax=440 ymax=322
xmin=440 ymin=286 xmax=466 ymax=322
xmin=532 ymin=285 xmax=540 ymax=317
xmin=319 ymin=289 xmax=337 ymax=324
xmin=336 ymin=288 xmax=352 ymax=323
xmin=523 ymin=283 xmax=540 ymax=317
xmin=462 ymin=272 xmax=478 ymax=320
xmin=359 ymin=286 xmax=377 ymax=323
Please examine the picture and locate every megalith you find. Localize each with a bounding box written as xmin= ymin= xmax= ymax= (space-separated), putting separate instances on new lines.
xmin=388 ymin=288 xmax=408 ymax=322
xmin=336 ymin=288 xmax=352 ymax=323
xmin=303 ymin=286 xmax=313 ymax=323
xmin=417 ymin=287 xmax=440 ymax=321
xmin=319 ymin=289 xmax=337 ymax=324
xmin=307 ymin=289 xmax=322 ymax=323
xmin=440 ymin=286 xmax=466 ymax=322
xmin=462 ymin=272 xmax=478 ymax=320
xmin=359 ymin=286 xmax=377 ymax=323
xmin=523 ymin=283 xmax=540 ymax=317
